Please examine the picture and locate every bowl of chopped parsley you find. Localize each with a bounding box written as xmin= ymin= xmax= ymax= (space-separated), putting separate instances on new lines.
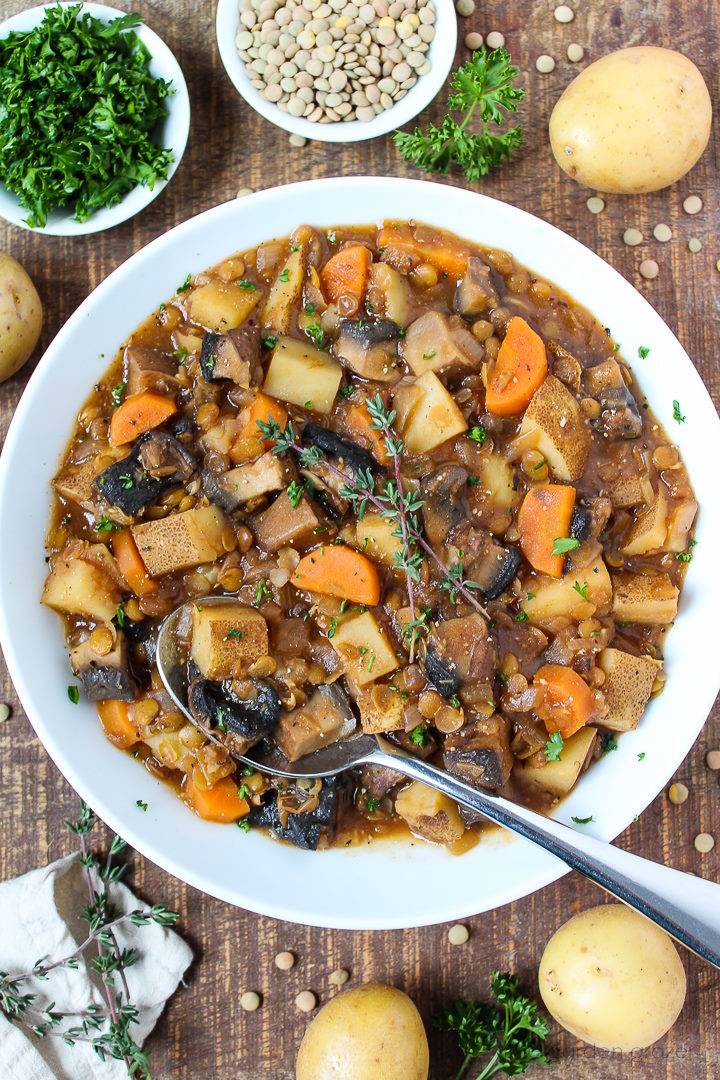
xmin=0 ymin=2 xmax=190 ymax=234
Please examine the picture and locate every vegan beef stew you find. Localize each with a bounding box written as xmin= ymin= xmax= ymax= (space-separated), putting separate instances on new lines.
xmin=43 ymin=221 xmax=697 ymax=850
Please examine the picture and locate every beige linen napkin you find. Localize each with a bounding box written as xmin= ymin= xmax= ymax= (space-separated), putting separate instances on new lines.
xmin=0 ymin=853 xmax=192 ymax=1079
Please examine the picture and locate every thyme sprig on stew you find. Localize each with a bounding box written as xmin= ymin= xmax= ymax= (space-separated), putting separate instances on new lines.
xmin=257 ymin=411 xmax=489 ymax=627
xmin=0 ymin=802 xmax=179 ymax=1077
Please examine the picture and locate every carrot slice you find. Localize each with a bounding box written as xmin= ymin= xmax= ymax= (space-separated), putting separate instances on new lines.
xmin=320 ymin=245 xmax=371 ymax=303
xmin=184 ymin=774 xmax=250 ymax=823
xmin=345 ymin=403 xmax=389 ymax=463
xmin=517 ymin=484 xmax=576 ymax=578
xmin=533 ymin=664 xmax=597 ymax=739
xmin=109 ymin=391 xmax=177 ymax=446
xmin=230 ymin=392 xmax=288 ymax=464
xmin=377 ymin=226 xmax=470 ymax=279
xmin=485 ymin=316 xmax=548 ymax=416
xmin=292 ymin=544 xmax=381 ymax=606
xmin=97 ymin=699 xmax=139 ymax=749
xmin=113 ymin=528 xmax=157 ymax=596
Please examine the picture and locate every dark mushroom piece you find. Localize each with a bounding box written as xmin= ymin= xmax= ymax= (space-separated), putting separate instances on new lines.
xmin=248 ymin=778 xmax=338 ymax=850
xmin=303 ymin=422 xmax=380 ymax=477
xmin=443 ymin=715 xmax=514 ymax=791
xmin=449 ymin=521 xmax=522 ymax=602
xmin=125 ymin=345 xmax=180 ymax=396
xmin=331 ymin=317 xmax=403 ymax=382
xmin=584 ymin=358 xmax=643 ymax=439
xmin=96 ymin=432 xmax=196 ymax=517
xmin=570 ymin=503 xmax=592 ymax=543
xmin=420 ymin=464 xmax=468 ymax=547
xmin=422 ymin=613 xmax=497 ymax=698
xmin=188 ymin=676 xmax=281 ymax=756
xmin=70 ymin=632 xmax=135 ymax=702
xmin=453 ymin=257 xmax=499 ymax=319
xmin=199 ymin=322 xmax=260 ymax=385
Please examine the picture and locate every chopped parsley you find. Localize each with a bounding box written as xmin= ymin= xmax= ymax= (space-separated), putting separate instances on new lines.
xmin=672 ymin=399 xmax=686 ymax=424
xmin=366 ymin=797 xmax=380 ymax=813
xmin=450 ymin=695 xmax=461 ymax=709
xmin=136 ymin=799 xmax=148 ymax=812
xmin=237 ymin=819 xmax=250 ymax=832
xmin=638 ymin=345 xmax=650 ymax=359
xmin=551 ymin=537 xmax=580 ymax=557
xmin=531 ymin=457 xmax=548 ymax=472
xmin=326 ymin=231 xmax=336 ymax=243
xmin=637 ymin=752 xmax=646 ymax=761
xmin=177 ymin=273 xmax=192 ymax=293
xmin=409 ymin=725 xmax=429 ymax=747
xmin=67 ymin=685 xmax=79 ymax=704
xmin=94 ymin=515 xmax=121 ymax=533
xmin=422 ymin=350 xmax=436 ymax=360
xmin=467 ymin=475 xmax=482 ymax=486
xmin=237 ymin=783 xmax=250 ymax=799
xmin=601 ymin=733 xmax=618 ymax=753
xmin=216 ymin=707 xmax=227 ymax=733
xmin=338 ymin=384 xmax=354 ymax=398
xmin=255 ymin=579 xmax=272 ymax=605
xmin=277 ymin=268 xmax=290 ymax=282
xmin=305 ymin=320 xmax=326 ymax=349
xmin=111 ymin=382 xmax=126 ymax=407
xmin=119 ymin=474 xmax=134 ymax=490
xmin=287 ymin=479 xmax=305 ymax=508
xmin=239 ymin=279 xmax=256 ymax=290
xmin=327 ymin=617 xmax=338 ymax=639
xmin=173 ymin=346 xmax=188 ymax=364
xmin=573 ymin=581 xmax=589 ymax=601
xmin=468 ymin=424 xmax=487 ymax=444
xmin=544 ymin=731 xmax=564 ymax=762
xmin=223 ymin=628 xmax=244 ymax=641
xmin=515 ymin=611 xmax=528 ymax=622
xmin=675 ymin=550 xmax=693 ymax=563
xmin=305 ymin=302 xmax=315 ymax=316
xmin=115 ymin=603 xmax=126 ymax=628
xmin=262 ymin=335 xmax=278 ymax=349
xmin=571 ymin=814 xmax=595 ymax=825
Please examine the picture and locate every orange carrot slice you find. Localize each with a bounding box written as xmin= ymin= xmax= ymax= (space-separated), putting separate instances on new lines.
xmin=230 ymin=392 xmax=288 ymax=464
xmin=534 ymin=664 xmax=597 ymax=739
xmin=113 ymin=528 xmax=157 ymax=596
xmin=97 ymin=699 xmax=139 ymax=749
xmin=377 ymin=226 xmax=470 ymax=278
xmin=345 ymin=403 xmax=389 ymax=463
xmin=109 ymin=391 xmax=177 ymax=446
xmin=292 ymin=544 xmax=381 ymax=606
xmin=485 ymin=316 xmax=548 ymax=416
xmin=320 ymin=245 xmax=371 ymax=303
xmin=184 ymin=775 xmax=250 ymax=823
xmin=517 ymin=484 xmax=577 ymax=578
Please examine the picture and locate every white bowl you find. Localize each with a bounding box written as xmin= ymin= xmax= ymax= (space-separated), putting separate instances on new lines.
xmin=216 ymin=0 xmax=457 ymax=143
xmin=0 ymin=2 xmax=190 ymax=235
xmin=1 ymin=178 xmax=718 ymax=929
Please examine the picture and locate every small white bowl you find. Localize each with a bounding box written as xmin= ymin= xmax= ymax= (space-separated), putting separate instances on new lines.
xmin=0 ymin=2 xmax=190 ymax=235
xmin=216 ymin=0 xmax=457 ymax=143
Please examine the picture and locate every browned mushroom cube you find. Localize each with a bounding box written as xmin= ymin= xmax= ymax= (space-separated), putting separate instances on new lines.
xmin=443 ymin=715 xmax=513 ymax=790
xmin=131 ymin=505 xmax=234 ymax=577
xmin=190 ymin=603 xmax=269 ymax=679
xmin=274 ymin=685 xmax=356 ymax=761
xmin=453 ymin=256 xmax=499 ymax=318
xmin=249 ymin=494 xmax=321 ymax=553
xmin=125 ymin=345 xmax=180 ymax=395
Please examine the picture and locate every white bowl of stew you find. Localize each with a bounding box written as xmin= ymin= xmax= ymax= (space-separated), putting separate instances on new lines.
xmin=1 ymin=177 xmax=719 ymax=929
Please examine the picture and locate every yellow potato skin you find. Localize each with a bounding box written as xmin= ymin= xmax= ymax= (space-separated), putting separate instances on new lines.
xmin=539 ymin=904 xmax=686 ymax=1051
xmin=549 ymin=47 xmax=712 ymax=193
xmin=296 ymin=984 xmax=429 ymax=1080
xmin=0 ymin=253 xmax=42 ymax=382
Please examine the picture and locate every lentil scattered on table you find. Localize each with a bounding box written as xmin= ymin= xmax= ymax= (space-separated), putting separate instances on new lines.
xmin=554 ymin=4 xmax=574 ymax=22
xmin=455 ymin=0 xmax=475 ymax=15
xmin=586 ymin=196 xmax=605 ymax=214
xmin=640 ymin=258 xmax=659 ymax=280
xmin=688 ymin=237 xmax=702 ymax=253
xmin=485 ymin=29 xmax=505 ymax=48
xmin=236 ymin=0 xmax=436 ymax=123
xmin=694 ymin=832 xmax=715 ymax=853
xmin=668 ymin=781 xmax=689 ymax=804
xmin=566 ymin=42 xmax=584 ymax=62
xmin=236 ymin=186 xmax=255 ymax=198
xmin=448 ymin=923 xmax=470 ymax=945
xmin=706 ymin=750 xmax=720 ymax=771
xmin=683 ymin=195 xmax=703 ymax=215
xmin=240 ymin=990 xmax=262 ymax=1011
xmin=0 ymin=703 xmax=9 ymax=723
xmin=329 ymin=968 xmax=350 ymax=985
xmin=536 ymin=54 xmax=556 ymax=73
xmin=464 ymin=30 xmax=483 ymax=49
xmin=653 ymin=223 xmax=672 ymax=242
xmin=275 ymin=950 xmax=296 ymax=969
xmin=623 ymin=227 xmax=643 ymax=246
xmin=296 ymin=990 xmax=318 ymax=1011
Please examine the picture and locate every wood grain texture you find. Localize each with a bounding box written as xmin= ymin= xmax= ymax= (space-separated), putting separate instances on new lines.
xmin=0 ymin=0 xmax=718 ymax=1076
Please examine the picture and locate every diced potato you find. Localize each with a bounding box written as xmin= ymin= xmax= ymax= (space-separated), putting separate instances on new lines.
xmin=356 ymin=683 xmax=405 ymax=734
xmin=188 ymin=280 xmax=260 ymax=331
xmin=521 ymin=556 xmax=612 ymax=626
xmin=262 ymin=249 xmax=304 ymax=334
xmin=132 ymin=505 xmax=234 ymax=577
xmin=514 ymin=726 xmax=598 ymax=796
xmin=394 ymin=782 xmax=466 ymax=844
xmin=202 ymin=415 xmax=245 ymax=456
xmin=54 ymin=457 xmax=130 ymax=524
xmin=622 ymin=485 xmax=668 ymax=556
xmin=394 ymin=370 xmax=468 ymax=454
xmin=598 ymin=648 xmax=662 ymax=731
xmin=221 ymin=451 xmax=291 ymax=504
xmin=609 ymin=473 xmax=644 ymax=509
xmin=190 ymin=603 xmax=268 ymax=679
xmin=173 ymin=330 xmax=204 ymax=355
xmin=472 ymin=453 xmax=519 ymax=512
xmin=611 ymin=571 xmax=679 ymax=625
xmin=331 ymin=610 xmax=399 ymax=686
xmin=369 ymin=261 xmax=408 ymax=325
xmin=519 ymin=375 xmax=592 ymax=482
xmin=664 ymin=499 xmax=698 ymax=553
xmin=263 ymin=336 xmax=343 ymax=414
xmin=274 ymin=685 xmax=356 ymax=761
xmin=355 ymin=512 xmax=403 ymax=568
xmin=142 ymin=728 xmax=189 ymax=771
xmin=250 ymin=494 xmax=321 ymax=552
xmin=42 ymin=557 xmax=121 ymax=623
xmin=401 ymin=311 xmax=481 ymax=376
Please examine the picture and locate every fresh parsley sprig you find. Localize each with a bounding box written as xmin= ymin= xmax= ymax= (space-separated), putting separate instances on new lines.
xmin=394 ymin=48 xmax=525 ymax=183
xmin=433 ymin=971 xmax=550 ymax=1080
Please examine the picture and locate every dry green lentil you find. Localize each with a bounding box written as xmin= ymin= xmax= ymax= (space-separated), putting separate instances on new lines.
xmin=554 ymin=3 xmax=574 ymax=21
xmin=668 ymin=781 xmax=688 ymax=804
xmin=236 ymin=186 xmax=254 ymax=198
xmin=464 ymin=31 xmax=483 ymax=49
xmin=567 ymin=43 xmax=584 ymax=62
xmin=0 ymin=703 xmax=9 ymax=723
xmin=694 ymin=832 xmax=715 ymax=853
xmin=586 ymin=196 xmax=605 ymax=214
xmin=640 ymin=258 xmax=659 ymax=280
xmin=536 ymin=54 xmax=556 ymax=73
xmin=275 ymin=950 xmax=296 ymax=970
xmin=448 ymin=923 xmax=470 ymax=945
xmin=329 ymin=968 xmax=350 ymax=985
xmin=688 ymin=237 xmax=702 ymax=253
xmin=653 ymin=223 xmax=672 ymax=242
xmin=623 ymin=227 xmax=643 ymax=246
xmin=296 ymin=990 xmax=317 ymax=1012
xmin=240 ymin=991 xmax=261 ymax=1011
xmin=486 ymin=30 xmax=505 ymax=49
xmin=683 ymin=195 xmax=703 ymax=215
xmin=706 ymin=750 xmax=720 ymax=771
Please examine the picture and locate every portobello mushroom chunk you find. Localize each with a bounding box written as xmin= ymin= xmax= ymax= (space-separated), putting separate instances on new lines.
xmin=332 ymin=317 xmax=402 ymax=382
xmin=584 ymin=358 xmax=643 ymax=439
xmin=125 ymin=345 xmax=180 ymax=396
xmin=248 ymin=778 xmax=338 ymax=850
xmin=70 ymin=632 xmax=135 ymax=702
xmin=453 ymin=256 xmax=499 ymax=319
xmin=113 ymin=610 xmax=153 ymax=643
xmin=201 ymin=453 xmax=292 ymax=514
xmin=188 ymin=676 xmax=281 ymax=756
xmin=443 ymin=714 xmax=513 ymax=791
xmin=420 ymin=464 xmax=468 ymax=547
xmin=96 ymin=432 xmax=196 ymax=516
xmin=570 ymin=503 xmax=592 ymax=543
xmin=423 ymin=613 xmax=497 ymax=697
xmin=199 ymin=323 xmax=260 ymax=385
xmin=303 ymin=422 xmax=379 ymax=477
xmin=448 ymin=521 xmax=522 ymax=601
xmin=547 ymin=340 xmax=583 ymax=392
xmin=401 ymin=311 xmax=484 ymax=376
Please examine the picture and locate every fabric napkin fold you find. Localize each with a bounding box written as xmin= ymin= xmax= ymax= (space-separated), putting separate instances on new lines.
xmin=0 ymin=853 xmax=192 ymax=1080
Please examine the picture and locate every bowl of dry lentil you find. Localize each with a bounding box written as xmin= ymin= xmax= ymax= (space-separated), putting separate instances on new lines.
xmin=216 ymin=0 xmax=456 ymax=142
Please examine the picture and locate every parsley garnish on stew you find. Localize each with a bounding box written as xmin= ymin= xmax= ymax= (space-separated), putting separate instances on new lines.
xmin=551 ymin=537 xmax=580 ymax=557
xmin=571 ymin=814 xmax=595 ymax=825
xmin=638 ymin=346 xmax=650 ymax=359
xmin=278 ymin=268 xmax=290 ymax=282
xmin=0 ymin=6 xmax=174 ymax=228
xmin=111 ymin=382 xmax=126 ymax=407
xmin=223 ymin=628 xmax=244 ymax=641
xmin=573 ymin=581 xmax=589 ymax=601
xmin=544 ymin=731 xmax=564 ymax=762
xmin=177 ymin=273 xmax=192 ymax=293
xmin=672 ymin=399 xmax=686 ymax=423
xmin=239 ymin=279 xmax=256 ymax=291
xmin=468 ymin=424 xmax=487 ymax=444
xmin=94 ymin=515 xmax=122 ymax=533
xmin=67 ymin=685 xmax=79 ymax=704
xmin=409 ymin=726 xmax=429 ymax=746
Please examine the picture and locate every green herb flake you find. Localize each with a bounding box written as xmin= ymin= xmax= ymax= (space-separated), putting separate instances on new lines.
xmin=468 ymin=424 xmax=487 ymax=444
xmin=94 ymin=515 xmax=122 ymax=533
xmin=602 ymin=733 xmax=618 ymax=753
xmin=262 ymin=335 xmax=278 ymax=349
xmin=637 ymin=752 xmax=646 ymax=761
xmin=675 ymin=550 xmax=693 ymax=563
xmin=237 ymin=784 xmax=250 ymax=799
xmin=467 ymin=475 xmax=482 ymax=486
xmin=287 ymin=479 xmax=305 ymax=508
xmin=305 ymin=302 xmax=315 ymax=316
xmin=177 ymin=274 xmax=192 ymax=293
xmin=278 ymin=268 xmax=290 ymax=282
xmin=237 ymin=819 xmax=250 ymax=832
xmin=111 ymin=382 xmax=126 ymax=407
xmin=216 ymin=707 xmax=227 ymax=733
xmin=366 ymin=797 xmax=380 ymax=813
xmin=239 ymin=279 xmax=256 ymax=291
xmin=67 ymin=685 xmax=79 ymax=704
xmin=672 ymin=399 xmax=686 ymax=424
xmin=119 ymin=474 xmax=134 ymax=490
xmin=409 ymin=725 xmax=429 ymax=747
xmin=223 ymin=628 xmax=244 ymax=641
xmin=173 ymin=347 xmax=188 ymax=364
xmin=422 ymin=350 xmax=436 ymax=360
xmin=531 ymin=457 xmax=549 ymax=472
xmin=544 ymin=731 xmax=564 ymax=762
xmin=136 ymin=799 xmax=148 ymax=812
xmin=638 ymin=346 xmax=650 ymax=359
xmin=571 ymin=814 xmax=595 ymax=825
xmin=551 ymin=537 xmax=581 ymax=557
xmin=338 ymin=384 xmax=354 ymax=398
xmin=115 ymin=603 xmax=126 ymax=628
xmin=450 ymin=695 xmax=461 ymax=709
xmin=328 ymin=617 xmax=338 ymax=639
xmin=515 ymin=611 xmax=529 ymax=623
xmin=573 ymin=581 xmax=589 ymax=601
xmin=255 ymin=579 xmax=272 ymax=605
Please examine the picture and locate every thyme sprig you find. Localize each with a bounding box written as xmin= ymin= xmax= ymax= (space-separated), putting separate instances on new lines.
xmin=0 ymin=802 xmax=179 ymax=1076
xmin=257 ymin=412 xmax=488 ymax=623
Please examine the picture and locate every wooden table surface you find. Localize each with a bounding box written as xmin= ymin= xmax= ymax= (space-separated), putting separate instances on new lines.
xmin=0 ymin=0 xmax=718 ymax=1076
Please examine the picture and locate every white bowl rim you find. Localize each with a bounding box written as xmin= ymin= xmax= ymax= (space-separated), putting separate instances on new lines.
xmin=215 ymin=0 xmax=457 ymax=143
xmin=1 ymin=176 xmax=719 ymax=929
xmin=0 ymin=1 xmax=191 ymax=236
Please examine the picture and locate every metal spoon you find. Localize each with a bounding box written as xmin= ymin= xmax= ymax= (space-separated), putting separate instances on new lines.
xmin=157 ymin=596 xmax=720 ymax=967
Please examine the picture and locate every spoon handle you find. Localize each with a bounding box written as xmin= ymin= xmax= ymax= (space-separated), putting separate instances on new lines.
xmin=373 ymin=739 xmax=720 ymax=968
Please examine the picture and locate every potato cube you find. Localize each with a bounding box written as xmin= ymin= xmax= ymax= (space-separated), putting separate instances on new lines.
xmin=262 ymin=249 xmax=304 ymax=335
xmin=355 ymin=512 xmax=403 ymax=568
xmin=274 ymin=685 xmax=356 ymax=761
xmin=356 ymin=683 xmax=405 ymax=734
xmin=611 ymin=571 xmax=679 ymax=625
xmin=521 ymin=556 xmax=612 ymax=626
xmin=188 ymin=280 xmax=260 ymax=331
xmin=330 ymin=610 xmax=399 ymax=686
xmin=394 ymin=782 xmax=466 ymax=845
xmin=598 ymin=648 xmax=662 ymax=731
xmin=519 ymin=375 xmax=592 ymax=482
xmin=514 ymin=726 xmax=598 ymax=796
xmin=395 ymin=370 xmax=468 ymax=453
xmin=369 ymin=261 xmax=408 ymax=325
xmin=622 ymin=485 xmax=668 ymax=556
xmin=54 ymin=458 xmax=130 ymax=524
xmin=190 ymin=603 xmax=268 ymax=679
xmin=664 ymin=499 xmax=698 ymax=553
xmin=263 ymin=336 xmax=343 ymax=414
xmin=470 ymin=453 xmax=519 ymax=512
xmin=132 ymin=505 xmax=234 ymax=577
xmin=42 ymin=557 xmax=121 ymax=623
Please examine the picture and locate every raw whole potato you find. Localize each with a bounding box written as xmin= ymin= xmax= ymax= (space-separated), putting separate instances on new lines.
xmin=296 ymin=984 xmax=429 ymax=1080
xmin=0 ymin=253 xmax=42 ymax=382
xmin=549 ymin=47 xmax=712 ymax=193
xmin=539 ymin=904 xmax=686 ymax=1050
